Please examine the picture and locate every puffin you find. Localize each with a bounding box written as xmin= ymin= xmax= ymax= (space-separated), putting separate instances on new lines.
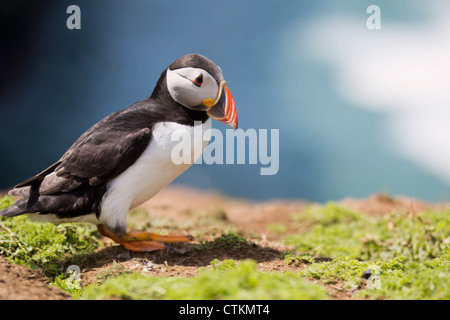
xmin=0 ymin=54 xmax=238 ymax=253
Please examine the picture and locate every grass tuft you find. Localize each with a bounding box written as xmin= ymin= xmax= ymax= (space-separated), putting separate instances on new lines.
xmin=0 ymin=196 xmax=102 ymax=278
xmin=193 ymin=233 xmax=254 ymax=251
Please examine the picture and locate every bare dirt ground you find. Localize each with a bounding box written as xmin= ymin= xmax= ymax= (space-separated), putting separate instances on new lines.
xmin=0 ymin=256 xmax=71 ymax=300
xmin=0 ymin=186 xmax=435 ymax=300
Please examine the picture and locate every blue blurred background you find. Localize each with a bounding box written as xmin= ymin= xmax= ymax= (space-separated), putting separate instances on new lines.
xmin=1 ymin=0 xmax=450 ymax=202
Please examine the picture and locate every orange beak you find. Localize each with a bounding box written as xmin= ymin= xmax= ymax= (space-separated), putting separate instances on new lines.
xmin=205 ymin=81 xmax=238 ymax=129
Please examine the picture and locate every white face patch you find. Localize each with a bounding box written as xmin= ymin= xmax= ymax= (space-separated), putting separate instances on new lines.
xmin=166 ymin=67 xmax=219 ymax=109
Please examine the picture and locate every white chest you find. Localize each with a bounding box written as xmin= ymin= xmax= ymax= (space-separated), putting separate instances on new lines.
xmin=99 ymin=119 xmax=211 ymax=227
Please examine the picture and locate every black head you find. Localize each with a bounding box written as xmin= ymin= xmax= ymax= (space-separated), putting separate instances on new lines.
xmin=152 ymin=54 xmax=237 ymax=129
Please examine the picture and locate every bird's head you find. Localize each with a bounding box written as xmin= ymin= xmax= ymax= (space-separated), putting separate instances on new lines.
xmin=165 ymin=54 xmax=238 ymax=129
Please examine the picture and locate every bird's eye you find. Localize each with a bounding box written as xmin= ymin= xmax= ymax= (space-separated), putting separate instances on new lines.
xmin=193 ymin=74 xmax=203 ymax=87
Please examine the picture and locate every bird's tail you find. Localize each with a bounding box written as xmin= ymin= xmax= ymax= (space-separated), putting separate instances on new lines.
xmin=0 ymin=197 xmax=29 ymax=218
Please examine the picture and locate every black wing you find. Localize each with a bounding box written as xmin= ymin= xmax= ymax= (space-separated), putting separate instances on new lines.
xmin=13 ymin=105 xmax=153 ymax=195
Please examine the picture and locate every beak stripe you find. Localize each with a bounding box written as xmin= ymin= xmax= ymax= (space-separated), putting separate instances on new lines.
xmin=206 ymin=82 xmax=238 ymax=129
xmin=223 ymin=86 xmax=238 ymax=129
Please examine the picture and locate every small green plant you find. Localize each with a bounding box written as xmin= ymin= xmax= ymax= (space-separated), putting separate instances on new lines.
xmin=194 ymin=233 xmax=254 ymax=251
xmin=290 ymin=203 xmax=363 ymax=228
xmin=284 ymin=253 xmax=315 ymax=265
xmin=209 ymin=258 xmax=236 ymax=271
xmin=95 ymin=261 xmax=132 ymax=285
xmin=52 ymin=272 xmax=83 ymax=298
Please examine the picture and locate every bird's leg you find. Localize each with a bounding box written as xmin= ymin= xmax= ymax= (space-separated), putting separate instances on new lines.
xmin=120 ymin=231 xmax=194 ymax=243
xmin=97 ymin=224 xmax=193 ymax=253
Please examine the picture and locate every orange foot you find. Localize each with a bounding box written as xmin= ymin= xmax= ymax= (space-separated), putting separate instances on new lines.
xmin=97 ymin=224 xmax=194 ymax=253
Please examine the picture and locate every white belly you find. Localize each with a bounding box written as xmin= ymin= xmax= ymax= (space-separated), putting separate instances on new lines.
xmin=99 ymin=119 xmax=211 ymax=228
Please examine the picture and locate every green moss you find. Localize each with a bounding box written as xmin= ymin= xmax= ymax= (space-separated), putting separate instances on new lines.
xmin=288 ymin=203 xmax=450 ymax=299
xmin=51 ymin=272 xmax=83 ymax=298
xmin=357 ymin=248 xmax=450 ymax=300
xmin=300 ymin=256 xmax=406 ymax=290
xmin=0 ymin=195 xmax=15 ymax=209
xmin=193 ymin=233 xmax=254 ymax=251
xmin=0 ymin=196 xmax=102 ymax=278
xmin=291 ymin=203 xmax=364 ymax=226
xmin=286 ymin=203 xmax=450 ymax=261
xmin=81 ymin=259 xmax=329 ymax=300
xmin=283 ymin=253 xmax=316 ymax=265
